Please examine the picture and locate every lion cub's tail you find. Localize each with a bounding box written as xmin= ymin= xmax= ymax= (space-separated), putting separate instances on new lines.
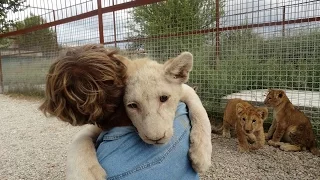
xmin=309 ymin=139 xmax=320 ymax=157
xmin=211 ymin=124 xmax=223 ymax=134
xmin=310 ymin=146 xmax=320 ymax=157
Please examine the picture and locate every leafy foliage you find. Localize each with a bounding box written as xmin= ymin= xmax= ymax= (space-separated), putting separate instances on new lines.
xmin=0 ymin=0 xmax=26 ymax=33
xmin=127 ymin=0 xmax=225 ymax=60
xmin=16 ymin=14 xmax=58 ymax=54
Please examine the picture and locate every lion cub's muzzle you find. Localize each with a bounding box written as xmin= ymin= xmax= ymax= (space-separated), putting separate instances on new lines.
xmin=243 ymin=126 xmax=253 ymax=134
xmin=145 ymin=134 xmax=167 ymax=144
xmin=141 ymin=129 xmax=172 ymax=145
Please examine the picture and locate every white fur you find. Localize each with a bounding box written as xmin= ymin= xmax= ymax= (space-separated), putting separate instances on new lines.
xmin=66 ymin=52 xmax=212 ymax=179
xmin=181 ymin=84 xmax=212 ymax=172
xmin=66 ymin=125 xmax=106 ymax=180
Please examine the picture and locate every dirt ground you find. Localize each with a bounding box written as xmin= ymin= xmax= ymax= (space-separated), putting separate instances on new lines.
xmin=0 ymin=94 xmax=319 ymax=180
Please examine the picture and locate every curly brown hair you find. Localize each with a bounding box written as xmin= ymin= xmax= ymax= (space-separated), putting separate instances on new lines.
xmin=39 ymin=44 xmax=128 ymax=130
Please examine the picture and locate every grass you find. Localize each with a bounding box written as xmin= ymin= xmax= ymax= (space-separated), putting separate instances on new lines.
xmin=5 ymin=92 xmax=44 ymax=101
xmin=2 ymin=56 xmax=52 ymax=97
xmin=5 ymin=85 xmax=45 ymax=97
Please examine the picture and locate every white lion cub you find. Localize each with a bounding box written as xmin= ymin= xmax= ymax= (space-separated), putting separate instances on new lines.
xmin=66 ymin=52 xmax=212 ymax=180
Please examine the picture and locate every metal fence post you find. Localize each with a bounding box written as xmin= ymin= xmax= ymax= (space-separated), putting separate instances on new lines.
xmin=53 ymin=9 xmax=58 ymax=51
xmin=215 ymin=0 xmax=220 ymax=69
xmin=282 ymin=6 xmax=286 ymax=37
xmin=0 ymin=56 xmax=4 ymax=94
xmin=97 ymin=0 xmax=105 ymax=44
xmin=112 ymin=0 xmax=117 ymax=47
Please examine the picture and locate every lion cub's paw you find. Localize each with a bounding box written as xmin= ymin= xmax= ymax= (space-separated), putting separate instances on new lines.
xmin=250 ymin=144 xmax=264 ymax=150
xmin=222 ymin=132 xmax=231 ymax=138
xmin=188 ymin=131 xmax=212 ymax=173
xmin=88 ymin=164 xmax=107 ymax=180
xmin=72 ymin=163 xmax=106 ymax=180
xmin=238 ymin=145 xmax=250 ymax=152
xmin=249 ymin=146 xmax=259 ymax=150
xmin=189 ymin=142 xmax=212 ymax=173
xmin=264 ymin=133 xmax=271 ymax=140
xmin=279 ymin=144 xmax=301 ymax=152
xmin=72 ymin=154 xmax=106 ymax=180
xmin=67 ymin=162 xmax=106 ymax=180
xmin=268 ymin=140 xmax=283 ymax=147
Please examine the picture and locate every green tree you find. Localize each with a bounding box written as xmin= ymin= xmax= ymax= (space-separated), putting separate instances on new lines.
xmin=0 ymin=0 xmax=26 ymax=33
xmin=127 ymin=0 xmax=225 ymax=59
xmin=0 ymin=0 xmax=27 ymax=48
xmin=16 ymin=14 xmax=58 ymax=54
xmin=0 ymin=37 xmax=13 ymax=48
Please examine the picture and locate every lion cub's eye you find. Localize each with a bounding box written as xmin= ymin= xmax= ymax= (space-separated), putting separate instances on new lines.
xmin=127 ymin=103 xmax=138 ymax=109
xmin=252 ymin=119 xmax=256 ymax=123
xmin=242 ymin=118 xmax=246 ymax=121
xmin=160 ymin=95 xmax=168 ymax=102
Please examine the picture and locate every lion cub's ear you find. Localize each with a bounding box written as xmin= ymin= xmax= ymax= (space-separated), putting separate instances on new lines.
xmin=278 ymin=90 xmax=283 ymax=98
xmin=236 ymin=103 xmax=246 ymax=118
xmin=265 ymin=88 xmax=272 ymax=96
xmin=163 ymin=52 xmax=193 ymax=84
xmin=257 ymin=107 xmax=268 ymax=121
xmin=192 ymin=86 xmax=198 ymax=92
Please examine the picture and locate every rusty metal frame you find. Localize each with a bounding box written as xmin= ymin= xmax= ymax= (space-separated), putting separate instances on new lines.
xmin=102 ymin=16 xmax=320 ymax=45
xmin=282 ymin=6 xmax=286 ymax=37
xmin=112 ymin=0 xmax=117 ymax=47
xmin=97 ymin=0 xmax=104 ymax=44
xmin=0 ymin=56 xmax=3 ymax=94
xmin=215 ymin=0 xmax=220 ymax=69
xmin=1 ymin=0 xmax=320 ymax=52
xmin=0 ymin=0 xmax=165 ymax=38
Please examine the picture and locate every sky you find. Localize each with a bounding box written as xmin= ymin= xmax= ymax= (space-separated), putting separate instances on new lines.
xmin=5 ymin=0 xmax=320 ymax=48
xmin=223 ymin=0 xmax=320 ymax=36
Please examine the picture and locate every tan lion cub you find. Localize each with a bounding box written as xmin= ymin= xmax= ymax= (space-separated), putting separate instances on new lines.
xmin=264 ymin=89 xmax=320 ymax=156
xmin=214 ymin=99 xmax=268 ymax=152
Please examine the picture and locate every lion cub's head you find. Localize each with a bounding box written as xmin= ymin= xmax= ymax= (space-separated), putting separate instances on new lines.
xmin=264 ymin=89 xmax=288 ymax=107
xmin=124 ymin=52 xmax=193 ymax=145
xmin=236 ymin=103 xmax=268 ymax=134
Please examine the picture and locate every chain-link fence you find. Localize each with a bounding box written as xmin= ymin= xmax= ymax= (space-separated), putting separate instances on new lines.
xmin=1 ymin=0 xmax=320 ymax=141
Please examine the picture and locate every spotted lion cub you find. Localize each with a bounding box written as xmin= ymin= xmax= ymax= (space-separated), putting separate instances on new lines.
xmin=264 ymin=89 xmax=320 ymax=156
xmin=215 ymin=99 xmax=268 ymax=152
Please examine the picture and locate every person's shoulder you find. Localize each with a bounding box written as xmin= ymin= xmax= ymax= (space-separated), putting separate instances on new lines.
xmin=96 ymin=126 xmax=137 ymax=146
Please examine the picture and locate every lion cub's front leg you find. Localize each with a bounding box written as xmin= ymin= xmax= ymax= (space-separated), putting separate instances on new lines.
xmin=268 ymin=123 xmax=286 ymax=147
xmin=180 ymin=84 xmax=212 ymax=173
xmin=250 ymin=130 xmax=265 ymax=150
xmin=66 ymin=125 xmax=106 ymax=180
xmin=265 ymin=118 xmax=277 ymax=140
xmin=246 ymin=133 xmax=256 ymax=144
xmin=235 ymin=123 xmax=250 ymax=152
xmin=222 ymin=122 xmax=231 ymax=138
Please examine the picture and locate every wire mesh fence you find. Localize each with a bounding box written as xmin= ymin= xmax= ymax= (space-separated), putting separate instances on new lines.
xmin=0 ymin=0 xmax=320 ymax=141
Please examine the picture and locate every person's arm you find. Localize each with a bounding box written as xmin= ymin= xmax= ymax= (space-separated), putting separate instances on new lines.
xmin=66 ymin=125 xmax=106 ymax=180
xmin=180 ymin=84 xmax=212 ymax=173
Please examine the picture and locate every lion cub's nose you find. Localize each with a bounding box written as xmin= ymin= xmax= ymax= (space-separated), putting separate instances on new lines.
xmin=154 ymin=136 xmax=165 ymax=141
xmin=146 ymin=135 xmax=165 ymax=142
xmin=246 ymin=130 xmax=250 ymax=133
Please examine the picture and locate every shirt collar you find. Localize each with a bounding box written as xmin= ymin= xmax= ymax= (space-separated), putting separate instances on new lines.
xmin=96 ymin=126 xmax=137 ymax=147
